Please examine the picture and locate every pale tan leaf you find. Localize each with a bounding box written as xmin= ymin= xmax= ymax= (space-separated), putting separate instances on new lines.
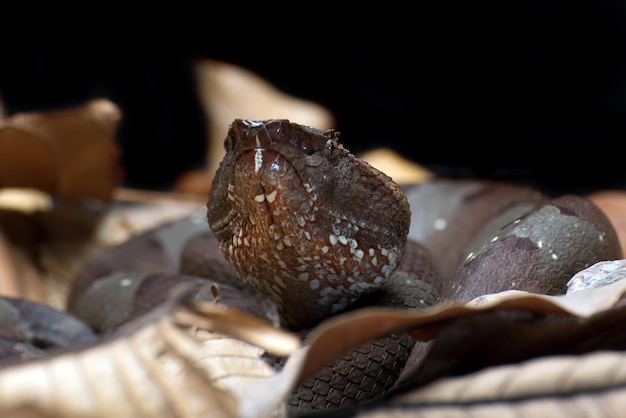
xmin=96 ymin=191 xmax=206 ymax=247
xmin=192 ymin=334 xmax=291 ymax=418
xmin=0 ymin=189 xmax=52 ymax=213
xmin=567 ymin=259 xmax=626 ymax=294
xmin=0 ymin=226 xmax=46 ymax=301
xmin=0 ymin=322 xmax=237 ymax=418
xmin=358 ymin=148 xmax=434 ymax=185
xmin=0 ymin=226 xmax=20 ymax=298
xmin=0 ymin=284 xmax=308 ymax=418
xmin=176 ymin=302 xmax=300 ymax=357
xmin=0 ymin=293 xmax=240 ymax=418
xmin=174 ymin=302 xmax=302 ymax=418
xmin=376 ymin=350 xmax=626 ymax=418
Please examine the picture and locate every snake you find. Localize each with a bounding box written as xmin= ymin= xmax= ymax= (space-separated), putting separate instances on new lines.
xmin=206 ymin=119 xmax=432 ymax=330
xmin=202 ymin=119 xmax=622 ymax=412
xmin=3 ymin=119 xmax=621 ymax=415
xmin=204 ymin=119 xmax=443 ymax=411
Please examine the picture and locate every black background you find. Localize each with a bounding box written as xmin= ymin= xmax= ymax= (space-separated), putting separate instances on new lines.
xmin=1 ymin=2 xmax=625 ymax=196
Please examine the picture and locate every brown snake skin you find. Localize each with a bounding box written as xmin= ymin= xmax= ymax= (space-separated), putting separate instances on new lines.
xmin=207 ymin=119 xmax=425 ymax=330
xmin=206 ymin=119 xmax=440 ymax=412
xmin=63 ymin=119 xmax=622 ymax=416
xmin=203 ymin=119 xmax=622 ymax=414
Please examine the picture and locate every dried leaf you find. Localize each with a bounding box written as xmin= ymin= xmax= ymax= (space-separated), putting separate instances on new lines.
xmin=0 ymin=99 xmax=122 ymax=203
xmin=315 ymin=351 xmax=626 ymax=417
xmin=176 ymin=302 xmax=300 ymax=357
xmin=266 ymin=278 xmax=626 ymax=417
xmin=0 ymin=226 xmax=45 ymax=301
xmin=465 ymin=274 xmax=626 ymax=317
xmin=0 ymin=325 xmax=236 ymax=417
xmin=4 ymin=184 xmax=625 ymax=417
xmin=394 ymin=304 xmax=626 ymax=391
xmin=0 ymin=100 xmax=124 ymax=305
xmin=175 ymin=301 xmax=302 ymax=418
xmin=566 ymin=259 xmax=626 ymax=294
xmin=0 ymin=226 xmax=20 ymax=298
xmin=0 ymin=276 xmax=310 ymax=418
xmin=0 ymin=189 xmax=52 ymax=214
xmin=0 ymin=288 xmax=253 ymax=418
xmin=378 ymin=350 xmax=626 ymax=418
xmin=289 ymin=277 xmax=626 ymax=386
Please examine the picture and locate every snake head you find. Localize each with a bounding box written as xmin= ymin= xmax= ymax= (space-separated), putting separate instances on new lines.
xmin=207 ymin=119 xmax=411 ymax=329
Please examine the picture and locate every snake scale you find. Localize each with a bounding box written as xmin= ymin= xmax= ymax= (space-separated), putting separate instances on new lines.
xmin=205 ymin=119 xmax=441 ymax=411
xmin=203 ymin=119 xmax=620 ymax=412
xmin=55 ymin=119 xmax=623 ymax=414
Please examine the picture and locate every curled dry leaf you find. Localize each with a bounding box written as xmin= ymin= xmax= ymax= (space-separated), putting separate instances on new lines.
xmin=393 ymin=302 xmax=626 ymax=393
xmin=175 ymin=301 xmax=302 ymax=418
xmin=327 ymin=350 xmax=626 ymax=418
xmin=567 ymin=259 xmax=626 ymax=294
xmin=0 ymin=286 xmax=303 ymax=418
xmin=0 ymin=99 xmax=126 ymax=306
xmin=0 ymin=226 xmax=20 ymax=297
xmin=2 ymin=256 xmax=626 ymax=417
xmin=0 ymin=225 xmax=46 ymax=301
xmin=175 ymin=301 xmax=300 ymax=357
xmin=465 ymin=272 xmax=626 ymax=317
xmin=288 ymin=276 xmax=626 ymax=387
xmin=410 ymin=350 xmax=626 ymax=417
xmin=264 ymin=276 xmax=626 ymax=417
xmin=0 ymin=99 xmax=122 ymax=203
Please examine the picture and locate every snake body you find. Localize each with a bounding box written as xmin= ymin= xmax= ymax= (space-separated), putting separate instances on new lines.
xmin=205 ymin=119 xmax=443 ymax=411
xmin=58 ymin=119 xmax=622 ymax=415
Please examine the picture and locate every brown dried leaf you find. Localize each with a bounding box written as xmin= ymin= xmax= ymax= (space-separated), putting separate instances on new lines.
xmin=394 ymin=305 xmax=626 ymax=394
xmin=0 ymin=99 xmax=122 ymax=203
xmin=465 ymin=272 xmax=626 ymax=317
xmin=290 ymin=277 xmax=626 ymax=386
xmin=249 ymin=276 xmax=626 ymax=417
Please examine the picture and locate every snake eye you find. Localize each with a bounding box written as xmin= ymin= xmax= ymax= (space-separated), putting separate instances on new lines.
xmin=224 ymin=135 xmax=233 ymax=152
xmin=322 ymin=129 xmax=342 ymax=158
xmin=324 ymin=138 xmax=340 ymax=158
